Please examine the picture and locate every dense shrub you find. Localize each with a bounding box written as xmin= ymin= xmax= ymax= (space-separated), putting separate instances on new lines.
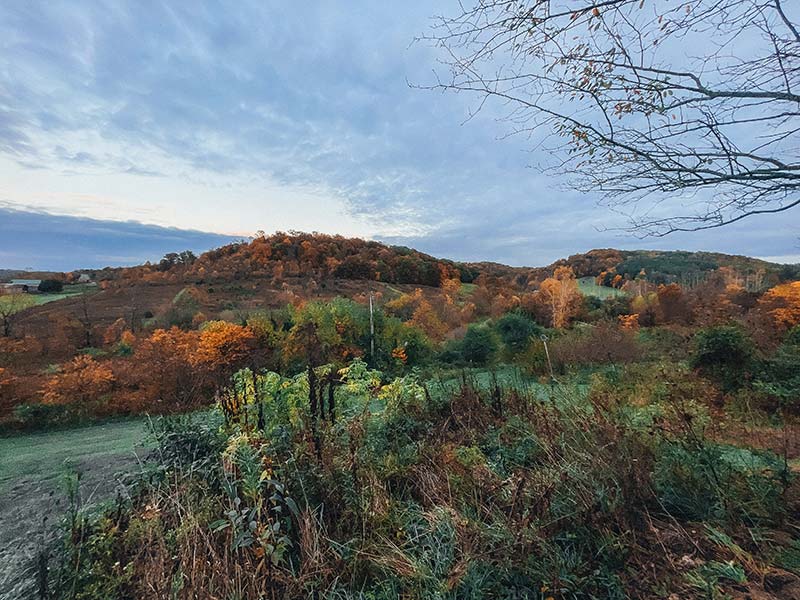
xmin=691 ymin=326 xmax=754 ymax=391
xmin=753 ymin=325 xmax=800 ymax=410
xmin=494 ymin=311 xmax=541 ymax=355
xmin=37 ymin=279 xmax=64 ymax=293
xmin=549 ymin=321 xmax=641 ymax=367
xmin=11 ymin=402 xmax=73 ymax=429
xmin=461 ymin=324 xmax=498 ymax=365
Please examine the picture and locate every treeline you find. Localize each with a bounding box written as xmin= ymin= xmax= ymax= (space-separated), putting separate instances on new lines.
xmin=102 ymin=233 xmax=483 ymax=288
xmin=544 ymin=248 xmax=798 ymax=290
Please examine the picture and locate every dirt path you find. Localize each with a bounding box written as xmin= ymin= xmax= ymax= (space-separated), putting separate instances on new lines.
xmin=0 ymin=419 xmax=151 ymax=599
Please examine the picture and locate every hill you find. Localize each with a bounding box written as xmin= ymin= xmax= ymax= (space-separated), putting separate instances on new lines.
xmin=547 ymin=248 xmax=799 ymax=290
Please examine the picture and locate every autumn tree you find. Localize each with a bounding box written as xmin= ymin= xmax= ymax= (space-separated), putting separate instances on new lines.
xmin=427 ymin=1 xmax=800 ymax=234
xmin=757 ymin=281 xmax=800 ymax=331
xmin=43 ymin=355 xmax=115 ymax=407
xmin=537 ymin=267 xmax=582 ymax=328
xmin=134 ymin=327 xmax=199 ymax=407
xmin=191 ymin=321 xmax=257 ymax=386
xmin=657 ymin=283 xmax=692 ymax=324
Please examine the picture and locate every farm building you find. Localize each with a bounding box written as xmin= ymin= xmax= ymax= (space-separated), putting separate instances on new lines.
xmin=0 ymin=279 xmax=42 ymax=293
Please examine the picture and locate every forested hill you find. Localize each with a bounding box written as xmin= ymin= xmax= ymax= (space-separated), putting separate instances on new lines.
xmin=5 ymin=233 xmax=798 ymax=290
xmin=547 ymin=249 xmax=799 ymax=287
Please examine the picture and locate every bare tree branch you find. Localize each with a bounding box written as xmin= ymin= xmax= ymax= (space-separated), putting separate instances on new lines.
xmin=420 ymin=0 xmax=800 ymax=235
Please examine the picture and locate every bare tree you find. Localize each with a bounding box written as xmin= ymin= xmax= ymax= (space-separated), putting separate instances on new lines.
xmin=424 ymin=0 xmax=800 ymax=235
xmin=0 ymin=290 xmax=36 ymax=337
xmin=77 ymin=289 xmax=94 ymax=348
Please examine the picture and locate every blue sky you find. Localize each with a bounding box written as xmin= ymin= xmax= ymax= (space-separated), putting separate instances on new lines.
xmin=0 ymin=1 xmax=798 ymax=271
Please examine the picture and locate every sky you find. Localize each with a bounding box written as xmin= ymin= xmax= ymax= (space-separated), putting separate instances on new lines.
xmin=0 ymin=1 xmax=798 ymax=271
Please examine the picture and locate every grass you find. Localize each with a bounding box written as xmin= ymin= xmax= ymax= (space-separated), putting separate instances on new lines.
xmin=0 ymin=417 xmax=150 ymax=496
xmin=32 ymin=284 xmax=98 ymax=306
xmin=0 ymin=418 xmax=152 ymax=598
xmin=577 ymin=276 xmax=626 ymax=298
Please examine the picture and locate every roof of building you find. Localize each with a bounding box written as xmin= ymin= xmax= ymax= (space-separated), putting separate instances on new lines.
xmin=9 ymin=279 xmax=42 ymax=286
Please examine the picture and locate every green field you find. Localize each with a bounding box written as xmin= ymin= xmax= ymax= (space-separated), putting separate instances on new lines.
xmin=577 ymin=276 xmax=626 ymax=298
xmin=0 ymin=418 xmax=150 ymax=496
xmin=32 ymin=283 xmax=98 ymax=305
xmin=0 ymin=419 xmax=151 ymax=598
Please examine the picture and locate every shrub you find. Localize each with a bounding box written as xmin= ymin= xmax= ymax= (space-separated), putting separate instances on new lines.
xmin=494 ymin=311 xmax=541 ymax=355
xmin=753 ymin=325 xmax=800 ymax=410
xmin=12 ymin=402 xmax=72 ymax=429
xmin=550 ymin=321 xmax=641 ymax=367
xmin=37 ymin=279 xmax=64 ymax=293
xmin=461 ymin=324 xmax=498 ymax=365
xmin=691 ymin=326 xmax=754 ymax=391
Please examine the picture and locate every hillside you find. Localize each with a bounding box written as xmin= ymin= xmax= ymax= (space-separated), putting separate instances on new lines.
xmin=547 ymin=248 xmax=798 ymax=288
xmin=4 ymin=234 xmax=800 ymax=600
xmin=5 ymin=237 xmax=799 ymax=351
xmin=5 ymin=234 xmax=797 ymax=293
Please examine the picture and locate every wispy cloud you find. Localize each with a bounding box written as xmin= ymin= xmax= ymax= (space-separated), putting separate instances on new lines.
xmin=0 ymin=1 xmax=797 ymax=267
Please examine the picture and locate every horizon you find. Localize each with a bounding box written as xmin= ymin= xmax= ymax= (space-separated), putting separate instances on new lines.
xmin=1 ymin=205 xmax=798 ymax=274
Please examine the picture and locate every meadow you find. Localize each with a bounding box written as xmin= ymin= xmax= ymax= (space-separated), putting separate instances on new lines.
xmin=0 ymin=419 xmax=149 ymax=599
xmin=27 ymin=356 xmax=800 ymax=599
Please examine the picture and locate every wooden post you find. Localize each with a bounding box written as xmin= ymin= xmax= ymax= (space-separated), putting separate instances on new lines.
xmin=369 ymin=292 xmax=375 ymax=360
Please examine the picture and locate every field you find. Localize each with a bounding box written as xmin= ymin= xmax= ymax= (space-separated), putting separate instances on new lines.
xmin=31 ymin=284 xmax=98 ymax=306
xmin=0 ymin=419 xmax=150 ymax=599
xmin=577 ymin=276 xmax=626 ymax=298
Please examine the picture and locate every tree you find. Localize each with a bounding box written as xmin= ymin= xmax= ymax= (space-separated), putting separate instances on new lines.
xmin=426 ymin=1 xmax=800 ymax=234
xmin=537 ymin=267 xmax=582 ymax=328
xmin=0 ymin=291 xmax=36 ymax=337
xmin=657 ymin=283 xmax=691 ymax=324
xmin=191 ymin=321 xmax=257 ymax=385
xmin=495 ymin=311 xmax=540 ymax=354
xmin=42 ymin=355 xmax=115 ymax=407
xmin=38 ymin=279 xmax=64 ymax=293
xmin=757 ymin=281 xmax=800 ymax=331
xmin=462 ymin=324 xmax=498 ymax=365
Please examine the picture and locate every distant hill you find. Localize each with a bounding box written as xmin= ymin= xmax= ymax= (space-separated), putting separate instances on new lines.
xmin=547 ymin=248 xmax=799 ymax=289
xmin=6 ymin=234 xmax=799 ymax=293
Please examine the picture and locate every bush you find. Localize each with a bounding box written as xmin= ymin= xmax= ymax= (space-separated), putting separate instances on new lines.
xmin=550 ymin=322 xmax=641 ymax=367
xmin=494 ymin=311 xmax=542 ymax=355
xmin=12 ymin=402 xmax=72 ymax=429
xmin=38 ymin=279 xmax=64 ymax=293
xmin=753 ymin=325 xmax=800 ymax=410
xmin=461 ymin=324 xmax=498 ymax=365
xmin=691 ymin=326 xmax=754 ymax=391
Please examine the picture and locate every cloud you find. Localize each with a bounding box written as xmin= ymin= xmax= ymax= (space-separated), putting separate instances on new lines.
xmin=0 ymin=1 xmax=797 ymax=267
xmin=0 ymin=206 xmax=235 ymax=271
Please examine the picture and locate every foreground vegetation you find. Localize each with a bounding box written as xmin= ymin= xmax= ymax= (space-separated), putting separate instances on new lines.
xmin=35 ymin=354 xmax=799 ymax=599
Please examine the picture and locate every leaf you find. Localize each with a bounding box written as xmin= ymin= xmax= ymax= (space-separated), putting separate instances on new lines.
xmin=285 ymin=496 xmax=300 ymax=519
xmin=210 ymin=519 xmax=230 ymax=532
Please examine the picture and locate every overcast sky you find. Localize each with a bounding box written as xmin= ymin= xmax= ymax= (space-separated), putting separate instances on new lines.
xmin=1 ymin=1 xmax=798 ymax=271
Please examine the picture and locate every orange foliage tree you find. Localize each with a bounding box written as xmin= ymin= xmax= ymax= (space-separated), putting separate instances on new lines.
xmin=537 ymin=266 xmax=582 ymax=328
xmin=42 ymin=355 xmax=115 ymax=407
xmin=757 ymin=281 xmax=800 ymax=331
xmin=133 ymin=327 xmax=199 ymax=407
xmin=191 ymin=321 xmax=257 ymax=385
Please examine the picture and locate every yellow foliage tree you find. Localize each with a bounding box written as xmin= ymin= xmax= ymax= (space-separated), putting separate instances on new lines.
xmin=758 ymin=281 xmax=800 ymax=330
xmin=537 ymin=266 xmax=582 ymax=328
